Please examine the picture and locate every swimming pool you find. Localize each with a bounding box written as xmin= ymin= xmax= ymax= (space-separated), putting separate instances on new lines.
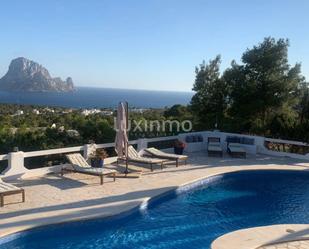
xmin=1 ymin=170 xmax=309 ymax=249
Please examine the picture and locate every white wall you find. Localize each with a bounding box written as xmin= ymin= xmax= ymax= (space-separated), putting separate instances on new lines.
xmin=0 ymin=132 xmax=308 ymax=180
xmin=178 ymin=131 xmax=309 ymax=160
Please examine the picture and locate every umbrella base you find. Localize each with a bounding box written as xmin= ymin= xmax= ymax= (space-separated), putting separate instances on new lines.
xmin=123 ymin=169 xmax=131 ymax=175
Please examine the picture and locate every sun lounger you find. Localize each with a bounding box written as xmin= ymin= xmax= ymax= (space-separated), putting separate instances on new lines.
xmin=207 ymin=137 xmax=223 ymax=157
xmin=227 ymin=143 xmax=246 ymax=158
xmin=117 ymin=146 xmax=167 ymax=171
xmin=63 ymin=153 xmax=117 ymax=185
xmin=0 ymin=177 xmax=25 ymax=207
xmin=144 ymin=147 xmax=188 ymax=167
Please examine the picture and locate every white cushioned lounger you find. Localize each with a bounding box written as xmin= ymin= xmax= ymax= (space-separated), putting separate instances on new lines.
xmin=0 ymin=177 xmax=25 ymax=207
xmin=144 ymin=147 xmax=188 ymax=167
xmin=227 ymin=143 xmax=246 ymax=158
xmin=207 ymin=137 xmax=223 ymax=157
xmin=118 ymin=146 xmax=167 ymax=171
xmin=63 ymin=153 xmax=117 ymax=185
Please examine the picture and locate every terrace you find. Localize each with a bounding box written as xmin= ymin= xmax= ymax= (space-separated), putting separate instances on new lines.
xmin=1 ymin=131 xmax=309 ymax=248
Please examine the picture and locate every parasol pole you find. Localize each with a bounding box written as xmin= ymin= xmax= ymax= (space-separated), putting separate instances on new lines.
xmin=125 ymin=101 xmax=129 ymax=175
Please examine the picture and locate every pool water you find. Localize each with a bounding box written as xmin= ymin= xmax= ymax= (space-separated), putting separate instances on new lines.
xmin=2 ymin=170 xmax=309 ymax=249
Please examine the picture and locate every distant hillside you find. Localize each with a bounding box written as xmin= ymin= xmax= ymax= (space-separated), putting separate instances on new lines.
xmin=0 ymin=57 xmax=75 ymax=92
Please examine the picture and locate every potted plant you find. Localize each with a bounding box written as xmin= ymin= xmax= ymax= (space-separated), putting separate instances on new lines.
xmin=90 ymin=148 xmax=108 ymax=168
xmin=174 ymin=140 xmax=186 ymax=155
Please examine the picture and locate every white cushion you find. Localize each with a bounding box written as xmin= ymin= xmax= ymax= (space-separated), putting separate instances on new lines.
xmin=66 ymin=153 xmax=90 ymax=168
xmin=146 ymin=148 xmax=188 ymax=160
xmin=0 ymin=181 xmax=21 ymax=193
xmin=66 ymin=153 xmax=116 ymax=175
xmin=228 ymin=143 xmax=246 ymax=152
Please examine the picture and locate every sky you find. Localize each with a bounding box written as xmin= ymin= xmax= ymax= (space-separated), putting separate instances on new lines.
xmin=0 ymin=0 xmax=308 ymax=92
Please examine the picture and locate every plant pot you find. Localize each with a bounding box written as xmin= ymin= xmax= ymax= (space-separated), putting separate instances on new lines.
xmin=91 ymin=158 xmax=104 ymax=168
xmin=99 ymin=159 xmax=104 ymax=168
xmin=174 ymin=147 xmax=184 ymax=155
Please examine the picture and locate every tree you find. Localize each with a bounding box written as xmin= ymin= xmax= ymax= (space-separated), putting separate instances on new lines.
xmin=298 ymin=82 xmax=309 ymax=125
xmin=164 ymin=104 xmax=192 ymax=121
xmin=296 ymin=82 xmax=309 ymax=142
xmin=190 ymin=56 xmax=228 ymax=130
xmin=225 ymin=37 xmax=305 ymax=134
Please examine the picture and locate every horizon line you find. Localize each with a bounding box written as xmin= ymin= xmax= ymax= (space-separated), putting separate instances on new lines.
xmin=75 ymin=85 xmax=194 ymax=93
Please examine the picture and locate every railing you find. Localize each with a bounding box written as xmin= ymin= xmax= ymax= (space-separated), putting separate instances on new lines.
xmin=24 ymin=145 xmax=84 ymax=158
xmin=263 ymin=138 xmax=309 ymax=159
xmin=1 ymin=131 xmax=309 ymax=180
xmin=0 ymin=155 xmax=8 ymax=175
xmin=264 ymin=137 xmax=309 ymax=146
xmin=0 ymin=154 xmax=8 ymax=160
xmin=145 ymin=135 xmax=178 ymax=150
xmin=264 ymin=138 xmax=309 ymax=155
xmin=0 ymin=138 xmax=145 ymax=179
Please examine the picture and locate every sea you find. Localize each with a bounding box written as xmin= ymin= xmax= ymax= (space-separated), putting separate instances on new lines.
xmin=0 ymin=87 xmax=193 ymax=109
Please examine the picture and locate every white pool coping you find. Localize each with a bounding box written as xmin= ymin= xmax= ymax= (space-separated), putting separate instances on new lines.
xmin=211 ymin=224 xmax=309 ymax=249
xmin=1 ymin=153 xmax=309 ymax=248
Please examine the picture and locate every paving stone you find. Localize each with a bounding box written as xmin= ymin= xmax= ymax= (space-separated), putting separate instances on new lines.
xmin=1 ymin=152 xmax=309 ymax=249
xmin=260 ymin=240 xmax=309 ymax=249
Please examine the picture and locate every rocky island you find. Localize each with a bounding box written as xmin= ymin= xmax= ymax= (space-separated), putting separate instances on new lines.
xmin=0 ymin=57 xmax=75 ymax=92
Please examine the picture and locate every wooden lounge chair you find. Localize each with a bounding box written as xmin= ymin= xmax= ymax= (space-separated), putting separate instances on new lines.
xmin=63 ymin=153 xmax=117 ymax=185
xmin=0 ymin=177 xmax=25 ymax=207
xmin=144 ymin=147 xmax=188 ymax=167
xmin=207 ymin=137 xmax=223 ymax=157
xmin=227 ymin=143 xmax=246 ymax=158
xmin=117 ymin=146 xmax=167 ymax=171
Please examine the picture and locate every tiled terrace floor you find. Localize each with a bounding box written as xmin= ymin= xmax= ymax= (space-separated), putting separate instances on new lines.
xmin=259 ymin=240 xmax=309 ymax=249
xmin=1 ymin=152 xmax=309 ymax=248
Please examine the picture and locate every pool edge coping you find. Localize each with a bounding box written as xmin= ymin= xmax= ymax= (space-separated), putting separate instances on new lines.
xmin=1 ymin=166 xmax=309 ymax=247
xmin=211 ymin=224 xmax=309 ymax=249
xmin=0 ymin=171 xmax=223 ymax=241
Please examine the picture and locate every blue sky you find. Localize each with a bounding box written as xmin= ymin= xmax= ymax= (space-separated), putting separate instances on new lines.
xmin=0 ymin=0 xmax=308 ymax=92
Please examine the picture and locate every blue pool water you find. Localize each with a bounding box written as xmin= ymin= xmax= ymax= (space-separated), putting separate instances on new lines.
xmin=2 ymin=170 xmax=309 ymax=249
